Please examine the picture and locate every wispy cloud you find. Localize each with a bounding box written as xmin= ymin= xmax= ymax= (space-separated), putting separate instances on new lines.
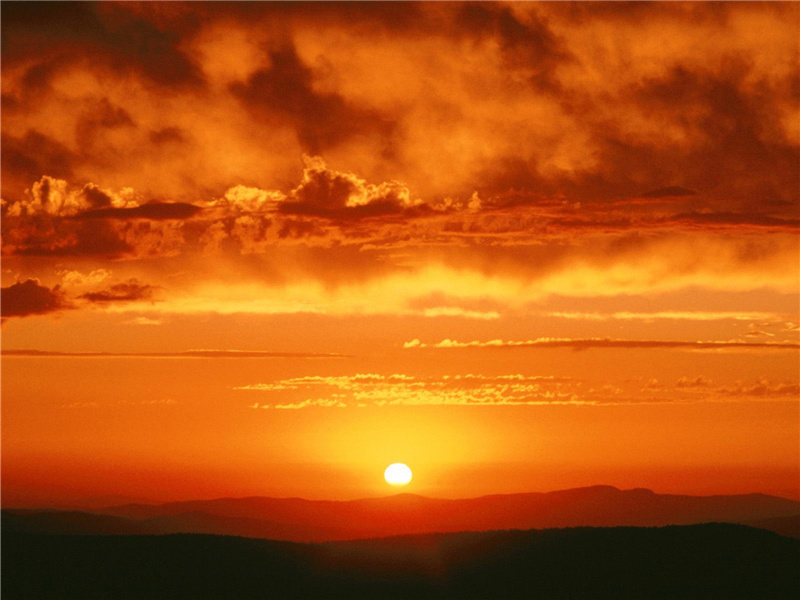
xmin=253 ymin=399 xmax=349 ymax=410
xmin=420 ymin=307 xmax=500 ymax=320
xmin=1 ymin=349 xmax=350 ymax=359
xmin=240 ymin=373 xmax=583 ymax=408
xmin=123 ymin=317 xmax=163 ymax=326
xmin=545 ymin=311 xmax=789 ymax=322
xmin=235 ymin=373 xmax=798 ymax=409
xmin=61 ymin=398 xmax=177 ymax=409
xmin=403 ymin=338 xmax=800 ymax=351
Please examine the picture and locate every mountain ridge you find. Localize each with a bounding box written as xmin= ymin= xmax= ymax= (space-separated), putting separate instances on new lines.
xmin=5 ymin=484 xmax=798 ymax=542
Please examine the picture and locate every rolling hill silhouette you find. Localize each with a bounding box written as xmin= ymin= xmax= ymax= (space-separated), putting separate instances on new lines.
xmin=5 ymin=485 xmax=798 ymax=541
xmin=3 ymin=524 xmax=798 ymax=599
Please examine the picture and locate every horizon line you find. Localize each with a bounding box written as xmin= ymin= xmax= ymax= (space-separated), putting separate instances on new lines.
xmin=0 ymin=349 xmax=353 ymax=359
xmin=5 ymin=484 xmax=799 ymax=511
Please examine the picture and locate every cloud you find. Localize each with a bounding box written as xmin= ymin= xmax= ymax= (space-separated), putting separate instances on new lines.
xmin=0 ymin=279 xmax=69 ymax=320
xmin=0 ymin=132 xmax=77 ymax=200
xmin=3 ymin=2 xmax=797 ymax=209
xmin=2 ymin=176 xmax=137 ymax=218
xmin=453 ymin=2 xmax=566 ymax=75
xmin=1 ymin=2 xmax=798 ymax=321
xmin=230 ymin=44 xmax=393 ymax=153
xmin=123 ymin=316 xmax=163 ymax=326
xmin=234 ymin=371 xmax=799 ymax=408
xmin=74 ymin=202 xmax=203 ymax=220
xmin=641 ymin=186 xmax=696 ymax=198
xmin=0 ymin=2 xmax=204 ymax=89
xmin=75 ymin=98 xmax=135 ymax=150
xmin=742 ymin=330 xmax=775 ymax=339
xmin=61 ymin=398 xmax=177 ymax=409
xmin=420 ymin=307 xmax=500 ymax=320
xmin=212 ymin=186 xmax=286 ymax=214
xmin=406 ymin=292 xmax=504 ymax=320
xmin=78 ymin=279 xmax=157 ymax=303
xmin=1 ymin=178 xmax=201 ymax=257
xmin=272 ymin=399 xmax=348 ymax=410
xmin=1 ymin=349 xmax=350 ymax=359
xmin=3 ymin=219 xmax=134 ymax=257
xmin=665 ymin=212 xmax=800 ymax=230
xmin=546 ymin=311 xmax=787 ymax=322
xmin=676 ymin=376 xmax=710 ymax=388
xmin=280 ymin=156 xmax=414 ymax=218
xmin=236 ymin=373 xmax=584 ymax=408
xmin=148 ymin=126 xmax=186 ymax=146
xmin=716 ymin=379 xmax=800 ymax=398
xmin=404 ymin=338 xmax=800 ymax=351
xmin=59 ymin=269 xmax=112 ymax=287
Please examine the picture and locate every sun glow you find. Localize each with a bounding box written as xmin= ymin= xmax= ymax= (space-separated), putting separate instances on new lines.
xmin=384 ymin=463 xmax=412 ymax=486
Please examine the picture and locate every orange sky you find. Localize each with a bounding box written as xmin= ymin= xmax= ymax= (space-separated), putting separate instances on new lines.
xmin=1 ymin=1 xmax=798 ymax=506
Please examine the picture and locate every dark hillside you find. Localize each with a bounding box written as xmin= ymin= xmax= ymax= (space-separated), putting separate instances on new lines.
xmin=2 ymin=524 xmax=798 ymax=599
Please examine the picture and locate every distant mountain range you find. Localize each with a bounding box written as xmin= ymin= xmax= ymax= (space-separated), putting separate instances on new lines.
xmin=4 ymin=485 xmax=799 ymax=542
xmin=3 ymin=524 xmax=798 ymax=598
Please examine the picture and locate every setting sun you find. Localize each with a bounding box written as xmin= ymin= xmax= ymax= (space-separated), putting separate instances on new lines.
xmin=1 ymin=2 xmax=798 ymax=597
xmin=384 ymin=463 xmax=413 ymax=487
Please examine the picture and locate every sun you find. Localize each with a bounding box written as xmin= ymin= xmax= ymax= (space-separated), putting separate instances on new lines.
xmin=384 ymin=463 xmax=412 ymax=486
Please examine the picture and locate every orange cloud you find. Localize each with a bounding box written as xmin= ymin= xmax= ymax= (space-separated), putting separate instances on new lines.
xmin=0 ymin=279 xmax=70 ymax=320
xmin=404 ymin=338 xmax=800 ymax=351
xmin=234 ymin=371 xmax=799 ymax=408
xmin=1 ymin=2 xmax=797 ymax=324
xmin=1 ymin=349 xmax=349 ymax=359
xmin=78 ymin=279 xmax=157 ymax=304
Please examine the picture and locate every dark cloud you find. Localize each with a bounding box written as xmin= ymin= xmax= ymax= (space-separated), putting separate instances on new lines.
xmin=81 ymin=184 xmax=115 ymax=209
xmin=1 ymin=3 xmax=797 ymax=261
xmin=10 ymin=54 xmax=73 ymax=108
xmin=641 ymin=186 xmax=696 ymax=198
xmin=279 ymin=158 xmax=409 ymax=219
xmin=0 ymin=1 xmax=204 ymax=89
xmin=277 ymin=219 xmax=322 ymax=239
xmin=230 ymin=45 xmax=394 ymax=154
xmin=1 ymin=279 xmax=69 ymax=320
xmin=79 ymin=279 xmax=156 ymax=303
xmin=292 ymin=162 xmax=360 ymax=210
xmin=134 ymin=1 xmax=428 ymax=36
xmin=1 ymin=131 xmax=77 ymax=198
xmin=75 ymin=203 xmax=203 ymax=220
xmin=1 ymin=212 xmax=133 ymax=257
xmin=454 ymin=2 xmax=566 ymax=85
xmin=624 ymin=64 xmax=799 ymax=209
xmin=76 ymin=98 xmax=135 ymax=149
xmin=455 ymin=21 xmax=797 ymax=210
xmin=148 ymin=127 xmax=186 ymax=146
xmin=546 ymin=1 xmax=734 ymax=25
xmin=280 ymin=201 xmax=403 ymax=220
xmin=666 ymin=212 xmax=800 ymax=230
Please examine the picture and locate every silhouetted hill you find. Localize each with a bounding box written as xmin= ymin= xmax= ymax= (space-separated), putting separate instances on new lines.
xmin=742 ymin=514 xmax=800 ymax=539
xmin=2 ymin=509 xmax=350 ymax=541
xmin=3 ymin=510 xmax=150 ymax=536
xmin=6 ymin=485 xmax=797 ymax=542
xmin=2 ymin=524 xmax=798 ymax=599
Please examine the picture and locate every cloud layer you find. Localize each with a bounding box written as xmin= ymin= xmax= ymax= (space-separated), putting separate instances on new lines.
xmin=1 ymin=2 xmax=797 ymax=329
xmin=235 ymin=372 xmax=800 ymax=409
xmin=403 ymin=338 xmax=800 ymax=351
xmin=1 ymin=279 xmax=69 ymax=320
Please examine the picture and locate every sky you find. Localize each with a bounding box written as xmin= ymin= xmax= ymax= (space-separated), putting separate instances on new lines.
xmin=1 ymin=1 xmax=798 ymax=506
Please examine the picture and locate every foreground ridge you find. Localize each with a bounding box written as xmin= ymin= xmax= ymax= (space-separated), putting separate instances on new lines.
xmin=3 ymin=524 xmax=798 ymax=599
